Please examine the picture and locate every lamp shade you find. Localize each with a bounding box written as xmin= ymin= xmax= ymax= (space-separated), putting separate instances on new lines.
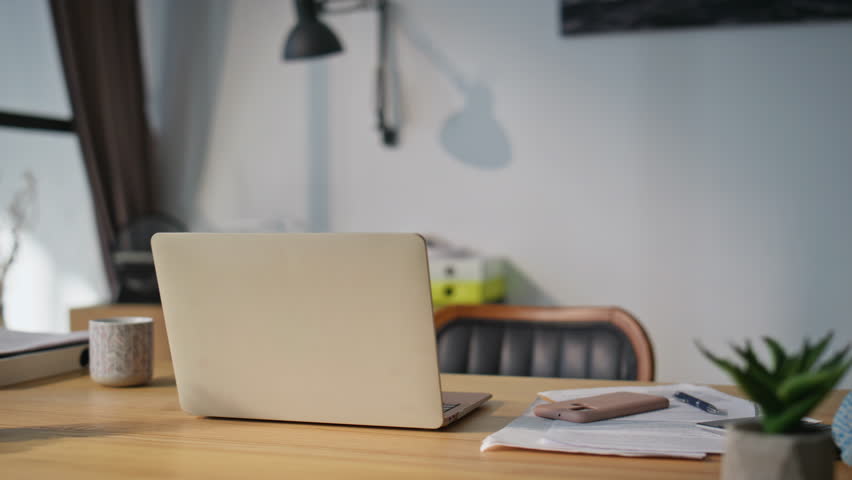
xmin=283 ymin=0 xmax=343 ymax=60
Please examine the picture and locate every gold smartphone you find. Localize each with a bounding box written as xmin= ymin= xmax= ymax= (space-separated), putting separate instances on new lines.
xmin=534 ymin=392 xmax=669 ymax=423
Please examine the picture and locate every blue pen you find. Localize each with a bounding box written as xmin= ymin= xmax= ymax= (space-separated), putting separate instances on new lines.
xmin=674 ymin=391 xmax=726 ymax=415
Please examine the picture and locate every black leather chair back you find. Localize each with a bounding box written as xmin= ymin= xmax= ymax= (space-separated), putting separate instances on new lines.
xmin=437 ymin=317 xmax=640 ymax=380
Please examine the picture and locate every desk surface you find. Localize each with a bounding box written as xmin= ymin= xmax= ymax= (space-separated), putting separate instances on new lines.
xmin=2 ymin=365 xmax=849 ymax=480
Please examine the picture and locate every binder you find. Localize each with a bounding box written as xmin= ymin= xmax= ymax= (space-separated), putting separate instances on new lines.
xmin=0 ymin=329 xmax=89 ymax=387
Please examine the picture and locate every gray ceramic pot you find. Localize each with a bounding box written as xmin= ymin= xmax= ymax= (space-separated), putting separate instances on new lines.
xmin=89 ymin=317 xmax=153 ymax=387
xmin=722 ymin=420 xmax=835 ymax=480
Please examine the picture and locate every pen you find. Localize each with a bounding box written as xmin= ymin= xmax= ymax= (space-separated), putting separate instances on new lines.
xmin=674 ymin=391 xmax=726 ymax=415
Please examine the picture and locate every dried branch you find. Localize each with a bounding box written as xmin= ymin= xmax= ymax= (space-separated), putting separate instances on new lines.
xmin=0 ymin=172 xmax=37 ymax=296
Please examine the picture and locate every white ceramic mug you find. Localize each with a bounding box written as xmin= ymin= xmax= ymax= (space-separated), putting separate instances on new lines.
xmin=89 ymin=317 xmax=153 ymax=387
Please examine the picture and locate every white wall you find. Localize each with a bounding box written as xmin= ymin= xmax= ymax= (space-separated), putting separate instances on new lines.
xmin=143 ymin=0 xmax=852 ymax=387
xmin=0 ymin=0 xmax=109 ymax=332
xmin=139 ymin=0 xmax=231 ymax=226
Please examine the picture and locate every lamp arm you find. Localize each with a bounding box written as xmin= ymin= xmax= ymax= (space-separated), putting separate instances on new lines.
xmin=315 ymin=0 xmax=398 ymax=147
xmin=375 ymin=0 xmax=397 ymax=146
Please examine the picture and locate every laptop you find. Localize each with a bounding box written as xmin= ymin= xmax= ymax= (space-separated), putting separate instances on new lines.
xmin=151 ymin=232 xmax=491 ymax=429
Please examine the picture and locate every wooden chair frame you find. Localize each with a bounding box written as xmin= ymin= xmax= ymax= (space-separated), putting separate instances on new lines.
xmin=434 ymin=305 xmax=655 ymax=381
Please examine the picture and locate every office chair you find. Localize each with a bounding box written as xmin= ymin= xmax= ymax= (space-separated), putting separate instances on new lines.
xmin=434 ymin=305 xmax=654 ymax=381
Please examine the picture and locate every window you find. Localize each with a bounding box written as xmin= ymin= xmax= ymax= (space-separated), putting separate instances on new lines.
xmin=0 ymin=0 xmax=109 ymax=332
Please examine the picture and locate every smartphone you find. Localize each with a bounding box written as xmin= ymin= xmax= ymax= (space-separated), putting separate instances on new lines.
xmin=534 ymin=392 xmax=669 ymax=423
xmin=696 ymin=417 xmax=832 ymax=434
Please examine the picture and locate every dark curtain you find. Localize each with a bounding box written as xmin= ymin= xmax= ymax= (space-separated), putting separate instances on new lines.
xmin=50 ymin=0 xmax=155 ymax=296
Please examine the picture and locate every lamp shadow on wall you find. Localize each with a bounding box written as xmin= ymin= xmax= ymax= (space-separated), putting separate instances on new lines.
xmin=397 ymin=15 xmax=512 ymax=170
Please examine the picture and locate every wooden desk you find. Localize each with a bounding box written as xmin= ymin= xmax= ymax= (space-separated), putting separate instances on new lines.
xmin=1 ymin=365 xmax=849 ymax=480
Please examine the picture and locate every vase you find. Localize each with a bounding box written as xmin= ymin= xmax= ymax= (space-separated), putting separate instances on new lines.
xmin=722 ymin=420 xmax=835 ymax=480
xmin=834 ymin=391 xmax=852 ymax=466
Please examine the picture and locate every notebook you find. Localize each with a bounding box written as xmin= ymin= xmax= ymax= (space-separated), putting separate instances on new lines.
xmin=0 ymin=329 xmax=89 ymax=387
xmin=151 ymin=233 xmax=491 ymax=428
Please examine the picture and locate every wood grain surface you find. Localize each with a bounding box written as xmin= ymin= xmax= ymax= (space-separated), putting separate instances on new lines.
xmin=1 ymin=364 xmax=849 ymax=479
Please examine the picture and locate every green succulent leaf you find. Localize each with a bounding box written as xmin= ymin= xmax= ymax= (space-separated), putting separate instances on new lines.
xmin=780 ymin=352 xmax=802 ymax=378
xmin=732 ymin=341 xmax=776 ymax=387
xmin=818 ymin=344 xmax=850 ymax=371
xmin=789 ymin=338 xmax=811 ymax=375
xmin=732 ymin=340 xmax=772 ymax=376
xmin=762 ymin=388 xmax=830 ymax=434
xmin=696 ymin=342 xmax=783 ymax=414
xmin=762 ymin=337 xmax=787 ymax=377
xmin=777 ymin=358 xmax=852 ymax=403
xmin=800 ymin=331 xmax=833 ymax=372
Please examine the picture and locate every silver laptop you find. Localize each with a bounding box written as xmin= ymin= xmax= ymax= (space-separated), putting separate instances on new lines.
xmin=151 ymin=232 xmax=491 ymax=428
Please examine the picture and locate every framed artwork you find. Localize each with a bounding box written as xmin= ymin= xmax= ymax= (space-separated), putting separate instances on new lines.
xmin=560 ymin=0 xmax=852 ymax=35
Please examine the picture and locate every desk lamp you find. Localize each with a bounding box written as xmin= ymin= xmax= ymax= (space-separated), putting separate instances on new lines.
xmin=283 ymin=0 xmax=398 ymax=147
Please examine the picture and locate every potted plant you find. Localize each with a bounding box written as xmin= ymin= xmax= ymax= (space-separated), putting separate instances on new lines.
xmin=698 ymin=333 xmax=851 ymax=480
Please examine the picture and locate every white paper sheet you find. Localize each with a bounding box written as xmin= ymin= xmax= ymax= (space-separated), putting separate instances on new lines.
xmin=481 ymin=384 xmax=757 ymax=459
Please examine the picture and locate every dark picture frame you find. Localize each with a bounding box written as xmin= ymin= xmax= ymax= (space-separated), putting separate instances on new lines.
xmin=560 ymin=0 xmax=852 ymax=36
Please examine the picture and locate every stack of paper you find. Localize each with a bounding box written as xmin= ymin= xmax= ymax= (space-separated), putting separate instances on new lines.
xmin=481 ymin=384 xmax=757 ymax=459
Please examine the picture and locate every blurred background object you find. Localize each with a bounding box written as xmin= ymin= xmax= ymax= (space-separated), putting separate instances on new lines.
xmin=426 ymin=236 xmax=505 ymax=308
xmin=112 ymin=214 xmax=185 ymax=303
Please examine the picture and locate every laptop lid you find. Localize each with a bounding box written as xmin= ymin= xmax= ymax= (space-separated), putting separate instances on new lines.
xmin=151 ymin=233 xmax=446 ymax=429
